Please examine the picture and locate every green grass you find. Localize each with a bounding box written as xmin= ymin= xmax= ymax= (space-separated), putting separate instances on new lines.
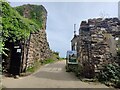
xmin=26 ymin=59 xmax=55 ymax=73
xmin=26 ymin=66 xmax=35 ymax=73
xmin=26 ymin=60 xmax=41 ymax=73
xmin=42 ymin=59 xmax=55 ymax=64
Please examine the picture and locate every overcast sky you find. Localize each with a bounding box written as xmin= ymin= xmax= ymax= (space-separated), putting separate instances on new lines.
xmin=9 ymin=1 xmax=118 ymax=57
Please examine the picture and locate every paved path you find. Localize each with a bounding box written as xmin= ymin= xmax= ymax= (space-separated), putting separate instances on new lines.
xmin=2 ymin=60 xmax=110 ymax=88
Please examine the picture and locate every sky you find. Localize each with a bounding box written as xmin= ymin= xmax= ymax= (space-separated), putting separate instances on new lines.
xmin=8 ymin=1 xmax=118 ymax=57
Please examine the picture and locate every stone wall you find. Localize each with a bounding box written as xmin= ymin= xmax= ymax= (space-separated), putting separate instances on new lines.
xmin=21 ymin=30 xmax=51 ymax=71
xmin=72 ymin=18 xmax=119 ymax=78
xmin=26 ymin=30 xmax=51 ymax=68
xmin=15 ymin=4 xmax=52 ymax=71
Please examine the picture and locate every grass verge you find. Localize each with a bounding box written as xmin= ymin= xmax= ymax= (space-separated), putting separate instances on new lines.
xmin=26 ymin=60 xmax=41 ymax=73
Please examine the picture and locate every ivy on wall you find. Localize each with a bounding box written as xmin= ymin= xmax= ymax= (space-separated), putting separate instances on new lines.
xmin=1 ymin=1 xmax=46 ymax=54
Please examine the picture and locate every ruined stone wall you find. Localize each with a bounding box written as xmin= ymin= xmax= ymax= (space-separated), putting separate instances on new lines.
xmin=22 ymin=30 xmax=51 ymax=70
xmin=76 ymin=18 xmax=119 ymax=77
xmin=15 ymin=4 xmax=52 ymax=71
xmin=26 ymin=30 xmax=51 ymax=68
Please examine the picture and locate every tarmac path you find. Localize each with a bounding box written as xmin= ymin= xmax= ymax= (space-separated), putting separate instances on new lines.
xmin=2 ymin=60 xmax=111 ymax=88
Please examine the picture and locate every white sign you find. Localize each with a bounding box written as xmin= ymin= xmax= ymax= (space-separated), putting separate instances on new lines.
xmin=17 ymin=49 xmax=21 ymax=53
xmin=115 ymin=37 xmax=119 ymax=41
xmin=14 ymin=46 xmax=19 ymax=48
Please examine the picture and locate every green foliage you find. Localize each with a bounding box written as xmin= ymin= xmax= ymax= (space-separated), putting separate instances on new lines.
xmin=115 ymin=79 xmax=120 ymax=88
xmin=26 ymin=60 xmax=41 ymax=73
xmin=53 ymin=51 xmax=59 ymax=56
xmin=1 ymin=1 xmax=41 ymax=54
xmin=0 ymin=42 xmax=8 ymax=56
xmin=74 ymin=64 xmax=84 ymax=78
xmin=98 ymin=63 xmax=120 ymax=88
xmin=26 ymin=66 xmax=35 ymax=73
xmin=52 ymin=51 xmax=60 ymax=60
xmin=2 ymin=2 xmax=39 ymax=42
xmin=15 ymin=4 xmax=47 ymax=29
xmin=42 ymin=59 xmax=54 ymax=64
xmin=26 ymin=58 xmax=56 ymax=73
xmin=0 ymin=17 xmax=7 ymax=55
xmin=59 ymin=58 xmax=65 ymax=60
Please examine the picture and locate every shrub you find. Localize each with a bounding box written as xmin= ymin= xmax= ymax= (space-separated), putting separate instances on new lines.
xmin=98 ymin=63 xmax=120 ymax=88
xmin=115 ymin=79 xmax=120 ymax=88
xmin=74 ymin=64 xmax=84 ymax=78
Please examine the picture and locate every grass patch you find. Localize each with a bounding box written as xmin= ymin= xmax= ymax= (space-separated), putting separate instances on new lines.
xmin=26 ymin=58 xmax=55 ymax=73
xmin=26 ymin=67 xmax=35 ymax=73
xmin=42 ymin=59 xmax=55 ymax=64
xmin=26 ymin=60 xmax=41 ymax=73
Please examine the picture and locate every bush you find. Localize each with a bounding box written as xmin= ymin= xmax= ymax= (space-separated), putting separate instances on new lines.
xmin=74 ymin=64 xmax=84 ymax=78
xmin=115 ymin=79 xmax=120 ymax=88
xmin=53 ymin=51 xmax=59 ymax=56
xmin=98 ymin=63 xmax=120 ymax=88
